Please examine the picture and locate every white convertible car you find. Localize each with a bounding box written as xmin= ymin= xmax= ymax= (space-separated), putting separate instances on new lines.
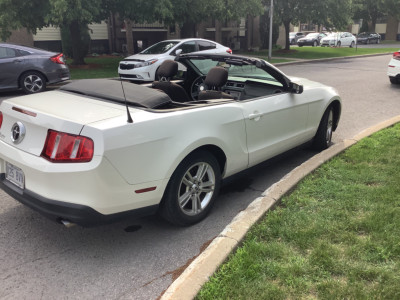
xmin=0 ymin=53 xmax=341 ymax=227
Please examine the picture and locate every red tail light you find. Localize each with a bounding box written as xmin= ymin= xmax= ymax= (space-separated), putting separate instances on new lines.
xmin=226 ymin=48 xmax=233 ymax=54
xmin=41 ymin=130 xmax=94 ymax=163
xmin=393 ymin=51 xmax=400 ymax=60
xmin=0 ymin=112 xmax=3 ymax=129
xmin=50 ymin=53 xmax=66 ymax=65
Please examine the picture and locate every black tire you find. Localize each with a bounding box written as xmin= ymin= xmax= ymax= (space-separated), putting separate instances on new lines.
xmin=298 ymin=44 xmax=303 ymax=47
xmin=159 ymin=150 xmax=221 ymax=226
xmin=312 ymin=107 xmax=334 ymax=151
xmin=389 ymin=77 xmax=399 ymax=84
xmin=313 ymin=41 xmax=317 ymax=47
xmin=350 ymin=41 xmax=355 ymax=48
xmin=337 ymin=41 xmax=341 ymax=47
xmin=20 ymin=71 xmax=46 ymax=94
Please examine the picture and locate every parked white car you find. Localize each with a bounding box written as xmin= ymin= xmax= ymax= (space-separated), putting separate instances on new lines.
xmin=118 ymin=38 xmax=232 ymax=81
xmin=387 ymin=50 xmax=400 ymax=84
xmin=320 ymin=32 xmax=356 ymax=47
xmin=0 ymin=53 xmax=341 ymax=227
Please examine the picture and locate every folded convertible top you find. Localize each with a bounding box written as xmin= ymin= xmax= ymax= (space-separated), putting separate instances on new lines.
xmin=60 ymin=79 xmax=172 ymax=109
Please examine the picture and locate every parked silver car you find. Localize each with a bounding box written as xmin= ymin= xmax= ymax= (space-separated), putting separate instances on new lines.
xmin=0 ymin=43 xmax=70 ymax=94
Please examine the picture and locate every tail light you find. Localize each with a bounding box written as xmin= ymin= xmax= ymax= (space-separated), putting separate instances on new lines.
xmin=226 ymin=48 xmax=233 ymax=54
xmin=50 ymin=53 xmax=66 ymax=65
xmin=393 ymin=51 xmax=400 ymax=61
xmin=0 ymin=112 xmax=3 ymax=129
xmin=41 ymin=130 xmax=94 ymax=163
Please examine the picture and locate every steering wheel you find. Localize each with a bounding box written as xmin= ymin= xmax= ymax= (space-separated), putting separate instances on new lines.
xmin=190 ymin=75 xmax=207 ymax=100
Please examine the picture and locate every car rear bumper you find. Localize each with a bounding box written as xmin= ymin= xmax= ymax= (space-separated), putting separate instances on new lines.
xmin=0 ymin=174 xmax=158 ymax=226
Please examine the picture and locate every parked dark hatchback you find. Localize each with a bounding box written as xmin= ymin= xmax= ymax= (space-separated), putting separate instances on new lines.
xmin=357 ymin=32 xmax=381 ymax=44
xmin=0 ymin=43 xmax=70 ymax=94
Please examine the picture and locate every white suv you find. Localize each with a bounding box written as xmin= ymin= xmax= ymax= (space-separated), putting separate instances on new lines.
xmin=118 ymin=38 xmax=232 ymax=81
xmin=388 ymin=50 xmax=400 ymax=84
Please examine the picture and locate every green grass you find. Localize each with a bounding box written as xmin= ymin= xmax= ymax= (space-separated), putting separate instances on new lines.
xmin=67 ymin=56 xmax=123 ymax=79
xmin=197 ymin=123 xmax=400 ymax=299
xmin=240 ymin=46 xmax=399 ymax=61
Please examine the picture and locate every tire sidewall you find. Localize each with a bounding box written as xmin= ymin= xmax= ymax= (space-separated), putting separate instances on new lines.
xmin=160 ymin=150 xmax=221 ymax=226
xmin=312 ymin=106 xmax=333 ymax=150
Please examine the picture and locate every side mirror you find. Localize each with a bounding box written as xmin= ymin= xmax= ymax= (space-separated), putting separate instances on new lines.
xmin=174 ymin=49 xmax=182 ymax=56
xmin=290 ymin=82 xmax=303 ymax=94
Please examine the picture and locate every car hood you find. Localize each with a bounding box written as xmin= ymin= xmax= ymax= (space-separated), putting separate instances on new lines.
xmin=123 ymin=53 xmax=170 ymax=62
xmin=288 ymin=76 xmax=330 ymax=89
xmin=321 ymin=36 xmax=338 ymax=41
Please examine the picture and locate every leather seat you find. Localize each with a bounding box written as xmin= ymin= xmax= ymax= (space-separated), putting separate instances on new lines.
xmin=152 ymin=60 xmax=191 ymax=103
xmin=198 ymin=67 xmax=233 ymax=100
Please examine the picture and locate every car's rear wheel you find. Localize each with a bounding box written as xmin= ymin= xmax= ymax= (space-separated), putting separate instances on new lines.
xmin=20 ymin=72 xmax=46 ymax=94
xmin=313 ymin=41 xmax=317 ymax=47
xmin=159 ymin=150 xmax=221 ymax=226
xmin=312 ymin=106 xmax=334 ymax=150
xmin=389 ymin=77 xmax=399 ymax=84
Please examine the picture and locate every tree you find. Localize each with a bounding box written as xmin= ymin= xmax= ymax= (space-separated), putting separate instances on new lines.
xmin=0 ymin=0 xmax=111 ymax=65
xmin=353 ymin=0 xmax=400 ymax=32
xmin=110 ymin=0 xmax=172 ymax=55
xmin=301 ymin=0 xmax=352 ymax=31
xmin=271 ymin=0 xmax=302 ymax=50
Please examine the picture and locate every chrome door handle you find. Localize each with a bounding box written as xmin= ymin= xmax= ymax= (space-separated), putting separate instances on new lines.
xmin=248 ymin=113 xmax=262 ymax=120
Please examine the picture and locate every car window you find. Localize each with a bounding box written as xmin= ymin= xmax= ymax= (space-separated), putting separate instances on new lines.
xmin=176 ymin=41 xmax=197 ymax=54
xmin=19 ymin=50 xmax=31 ymax=56
xmin=197 ymin=41 xmax=216 ymax=51
xmin=189 ymin=58 xmax=282 ymax=87
xmin=0 ymin=47 xmax=18 ymax=59
xmin=140 ymin=41 xmax=179 ymax=54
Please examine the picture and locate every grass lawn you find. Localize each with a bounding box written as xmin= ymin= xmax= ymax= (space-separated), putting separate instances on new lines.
xmin=240 ymin=46 xmax=399 ymax=61
xmin=67 ymin=56 xmax=123 ymax=79
xmin=197 ymin=123 xmax=400 ymax=299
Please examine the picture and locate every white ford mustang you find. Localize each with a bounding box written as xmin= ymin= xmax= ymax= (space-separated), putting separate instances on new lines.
xmin=0 ymin=54 xmax=341 ymax=227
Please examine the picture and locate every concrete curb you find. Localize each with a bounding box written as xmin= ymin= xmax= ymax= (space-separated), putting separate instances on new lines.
xmin=161 ymin=115 xmax=400 ymax=300
xmin=274 ymin=52 xmax=394 ymax=66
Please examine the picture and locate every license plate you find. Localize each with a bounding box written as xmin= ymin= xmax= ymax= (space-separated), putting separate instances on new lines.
xmin=5 ymin=162 xmax=25 ymax=189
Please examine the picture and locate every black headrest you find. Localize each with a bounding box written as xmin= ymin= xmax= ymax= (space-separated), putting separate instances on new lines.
xmin=204 ymin=67 xmax=228 ymax=88
xmin=157 ymin=60 xmax=178 ymax=79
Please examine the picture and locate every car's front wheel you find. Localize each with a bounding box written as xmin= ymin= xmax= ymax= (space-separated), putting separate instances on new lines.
xmin=159 ymin=150 xmax=221 ymax=226
xmin=350 ymin=41 xmax=355 ymax=48
xmin=20 ymin=72 xmax=46 ymax=94
xmin=313 ymin=41 xmax=317 ymax=47
xmin=337 ymin=41 xmax=341 ymax=47
xmin=312 ymin=106 xmax=334 ymax=150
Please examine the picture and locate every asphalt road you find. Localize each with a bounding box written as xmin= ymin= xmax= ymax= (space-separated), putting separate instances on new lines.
xmin=0 ymin=55 xmax=399 ymax=299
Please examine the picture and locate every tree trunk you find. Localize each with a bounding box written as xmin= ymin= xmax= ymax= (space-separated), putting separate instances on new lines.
xmin=125 ymin=19 xmax=134 ymax=55
xmin=69 ymin=21 xmax=86 ymax=65
xmin=284 ymin=21 xmax=290 ymax=50
xmin=215 ymin=20 xmax=222 ymax=44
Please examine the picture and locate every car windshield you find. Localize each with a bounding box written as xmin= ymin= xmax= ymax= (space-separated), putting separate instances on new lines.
xmin=140 ymin=41 xmax=179 ymax=54
xmin=305 ymin=33 xmax=319 ymax=38
xmin=189 ymin=58 xmax=282 ymax=87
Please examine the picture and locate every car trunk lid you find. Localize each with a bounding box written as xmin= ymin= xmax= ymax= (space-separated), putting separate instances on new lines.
xmin=0 ymin=91 xmax=127 ymax=156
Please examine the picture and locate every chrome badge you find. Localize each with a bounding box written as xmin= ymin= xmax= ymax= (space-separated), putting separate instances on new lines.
xmin=11 ymin=122 xmax=26 ymax=144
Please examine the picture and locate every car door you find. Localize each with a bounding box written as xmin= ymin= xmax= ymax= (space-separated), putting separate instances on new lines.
xmin=242 ymin=87 xmax=310 ymax=167
xmin=0 ymin=46 xmax=25 ymax=90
